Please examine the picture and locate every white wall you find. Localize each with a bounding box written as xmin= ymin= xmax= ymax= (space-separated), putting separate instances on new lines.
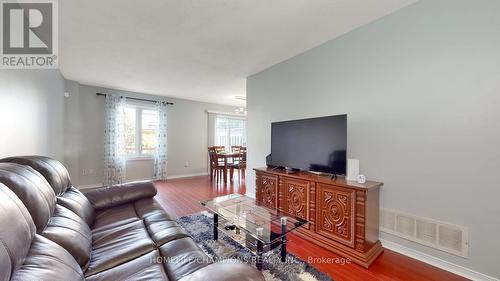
xmin=64 ymin=81 xmax=238 ymax=186
xmin=0 ymin=70 xmax=65 ymax=160
xmin=247 ymin=0 xmax=500 ymax=278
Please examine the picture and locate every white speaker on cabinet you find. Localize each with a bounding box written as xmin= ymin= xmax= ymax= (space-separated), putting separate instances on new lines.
xmin=346 ymin=159 xmax=359 ymax=181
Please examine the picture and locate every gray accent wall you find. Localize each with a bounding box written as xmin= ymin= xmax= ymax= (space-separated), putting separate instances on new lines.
xmin=64 ymin=81 xmax=238 ymax=186
xmin=246 ymin=0 xmax=500 ymax=278
xmin=0 ymin=70 xmax=65 ymax=160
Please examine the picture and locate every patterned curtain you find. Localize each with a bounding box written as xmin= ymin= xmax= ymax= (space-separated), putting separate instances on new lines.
xmin=154 ymin=101 xmax=168 ymax=180
xmin=104 ymin=94 xmax=126 ymax=185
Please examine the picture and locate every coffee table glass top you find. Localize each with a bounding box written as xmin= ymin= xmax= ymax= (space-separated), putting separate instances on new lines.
xmin=201 ymin=194 xmax=308 ymax=245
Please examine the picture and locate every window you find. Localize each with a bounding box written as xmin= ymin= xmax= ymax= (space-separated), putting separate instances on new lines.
xmin=215 ymin=116 xmax=246 ymax=150
xmin=141 ymin=109 xmax=158 ymax=155
xmin=124 ymin=104 xmax=159 ymax=157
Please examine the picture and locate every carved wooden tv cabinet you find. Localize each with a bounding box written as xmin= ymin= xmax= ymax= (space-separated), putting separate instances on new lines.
xmin=254 ymin=167 xmax=383 ymax=267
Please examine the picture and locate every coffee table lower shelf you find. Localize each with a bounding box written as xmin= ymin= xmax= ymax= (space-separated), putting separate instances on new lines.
xmin=212 ymin=213 xmax=287 ymax=271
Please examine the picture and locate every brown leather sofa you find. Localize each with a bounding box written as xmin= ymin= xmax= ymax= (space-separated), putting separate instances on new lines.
xmin=0 ymin=156 xmax=264 ymax=281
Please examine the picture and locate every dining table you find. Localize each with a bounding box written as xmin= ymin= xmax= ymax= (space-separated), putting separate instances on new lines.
xmin=216 ymin=151 xmax=240 ymax=182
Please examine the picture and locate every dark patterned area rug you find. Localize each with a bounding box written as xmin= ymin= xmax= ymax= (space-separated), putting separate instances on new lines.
xmin=176 ymin=212 xmax=333 ymax=281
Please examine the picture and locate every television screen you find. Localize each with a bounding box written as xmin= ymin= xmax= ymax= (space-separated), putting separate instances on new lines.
xmin=271 ymin=114 xmax=347 ymax=175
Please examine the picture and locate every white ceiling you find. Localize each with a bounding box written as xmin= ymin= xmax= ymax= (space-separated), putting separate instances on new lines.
xmin=59 ymin=0 xmax=416 ymax=106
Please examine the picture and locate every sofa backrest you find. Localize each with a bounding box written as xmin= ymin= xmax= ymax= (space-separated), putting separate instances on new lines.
xmin=1 ymin=156 xmax=72 ymax=195
xmin=0 ymin=183 xmax=85 ymax=281
xmin=0 ymin=163 xmax=56 ymax=233
xmin=0 ymin=162 xmax=93 ymax=269
xmin=0 ymin=155 xmax=95 ymax=226
xmin=0 ymin=183 xmax=37 ymax=281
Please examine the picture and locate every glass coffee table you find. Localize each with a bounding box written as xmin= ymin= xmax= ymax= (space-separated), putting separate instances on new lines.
xmin=201 ymin=194 xmax=308 ymax=270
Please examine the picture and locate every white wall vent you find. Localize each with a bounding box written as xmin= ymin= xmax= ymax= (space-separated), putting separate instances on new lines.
xmin=396 ymin=214 xmax=415 ymax=237
xmin=380 ymin=209 xmax=469 ymax=258
xmin=380 ymin=209 xmax=396 ymax=231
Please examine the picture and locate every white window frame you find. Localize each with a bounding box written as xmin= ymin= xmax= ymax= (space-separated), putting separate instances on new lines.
xmin=125 ymin=102 xmax=158 ymax=159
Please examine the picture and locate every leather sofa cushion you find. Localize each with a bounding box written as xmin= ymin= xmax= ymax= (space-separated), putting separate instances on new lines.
xmin=135 ymin=197 xmax=173 ymax=219
xmin=1 ymin=156 xmax=72 ymax=195
xmin=11 ymin=235 xmax=85 ymax=281
xmin=86 ymin=220 xmax=156 ymax=276
xmin=42 ymin=205 xmax=92 ymax=269
xmin=58 ymin=186 xmax=95 ymax=226
xmin=86 ymin=251 xmax=170 ymax=281
xmin=0 ymin=184 xmax=36 ymax=281
xmin=93 ymin=200 xmax=189 ymax=247
xmin=147 ymin=222 xmax=190 ymax=246
xmin=135 ymin=198 xmax=190 ymax=245
xmin=92 ymin=203 xmax=140 ymax=230
xmin=84 ymin=181 xmax=157 ymax=211
xmin=160 ymin=237 xmax=212 ymax=280
xmin=0 ymin=163 xmax=56 ymax=233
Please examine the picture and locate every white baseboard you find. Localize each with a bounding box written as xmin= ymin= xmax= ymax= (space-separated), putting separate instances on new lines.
xmin=167 ymin=172 xmax=209 ymax=179
xmin=380 ymin=239 xmax=499 ymax=281
xmin=126 ymin=177 xmax=155 ymax=182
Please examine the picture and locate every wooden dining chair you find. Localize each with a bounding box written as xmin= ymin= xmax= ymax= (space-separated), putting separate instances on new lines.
xmin=214 ymin=146 xmax=225 ymax=153
xmin=208 ymin=147 xmax=226 ymax=182
xmin=211 ymin=146 xmax=226 ymax=165
xmin=230 ymin=149 xmax=247 ymax=180
xmin=231 ymin=146 xmax=242 ymax=154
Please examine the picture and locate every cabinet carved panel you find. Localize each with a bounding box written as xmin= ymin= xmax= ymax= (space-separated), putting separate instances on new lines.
xmin=256 ymin=173 xmax=278 ymax=209
xmin=282 ymin=177 xmax=310 ymax=224
xmin=316 ymin=183 xmax=355 ymax=247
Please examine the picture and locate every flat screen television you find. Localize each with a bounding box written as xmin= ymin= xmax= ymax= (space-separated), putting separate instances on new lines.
xmin=271 ymin=114 xmax=347 ymax=175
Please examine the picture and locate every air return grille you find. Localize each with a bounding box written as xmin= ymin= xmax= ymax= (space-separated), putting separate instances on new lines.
xmin=380 ymin=209 xmax=468 ymax=257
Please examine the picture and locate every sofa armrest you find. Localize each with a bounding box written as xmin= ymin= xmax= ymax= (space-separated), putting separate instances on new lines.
xmin=83 ymin=181 xmax=157 ymax=210
xmin=179 ymin=261 xmax=264 ymax=281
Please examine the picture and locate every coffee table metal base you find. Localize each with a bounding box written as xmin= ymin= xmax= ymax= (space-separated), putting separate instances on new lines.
xmin=213 ymin=213 xmax=218 ymax=241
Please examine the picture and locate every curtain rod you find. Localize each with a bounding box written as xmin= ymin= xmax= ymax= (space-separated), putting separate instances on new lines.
xmin=96 ymin=93 xmax=174 ymax=105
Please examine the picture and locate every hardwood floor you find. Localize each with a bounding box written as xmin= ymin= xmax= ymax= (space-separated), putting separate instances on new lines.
xmin=154 ymin=175 xmax=469 ymax=281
